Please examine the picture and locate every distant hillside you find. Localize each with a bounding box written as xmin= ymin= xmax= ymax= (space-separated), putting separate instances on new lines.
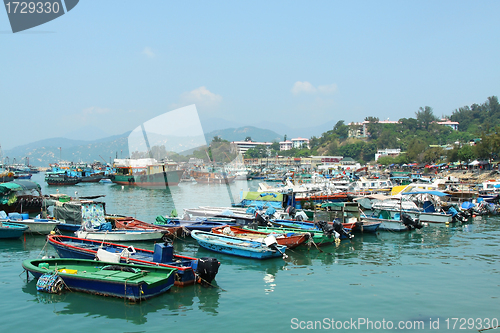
xmin=4 ymin=132 xmax=130 ymax=166
xmin=205 ymin=126 xmax=283 ymax=143
xmin=2 ymin=126 xmax=283 ymax=166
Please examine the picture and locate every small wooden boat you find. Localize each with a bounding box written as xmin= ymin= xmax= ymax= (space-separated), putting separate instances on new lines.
xmin=211 ymin=225 xmax=309 ymax=249
xmin=22 ymin=258 xmax=177 ymax=302
xmin=191 ymin=230 xmax=287 ymax=259
xmin=74 ymin=228 xmax=168 ymax=242
xmin=194 ymin=175 xmax=237 ymax=184
xmin=0 ymin=180 xmax=44 ymax=214
xmin=156 ymin=219 xmax=237 ymax=233
xmin=360 ymin=210 xmax=423 ymax=232
xmin=47 ymin=234 xmax=219 ymax=286
xmin=45 ymin=172 xmax=81 ymax=186
xmin=270 ymin=219 xmax=354 ymax=239
xmin=3 ymin=216 xmax=60 ymax=234
xmin=112 ymin=217 xmax=181 ymax=236
xmin=245 ymin=226 xmax=338 ymax=246
xmin=351 ymin=221 xmax=381 ymax=233
xmin=0 ymin=221 xmax=29 ymax=239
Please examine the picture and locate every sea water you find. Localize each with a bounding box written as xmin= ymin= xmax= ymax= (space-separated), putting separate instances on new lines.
xmin=1 ymin=173 xmax=499 ymax=332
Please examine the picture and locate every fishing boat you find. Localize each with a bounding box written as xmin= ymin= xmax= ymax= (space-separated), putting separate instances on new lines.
xmin=47 ymin=234 xmax=220 ymax=286
xmin=2 ymin=212 xmax=60 ymax=234
xmin=109 ymin=158 xmax=184 ymax=187
xmin=211 ymin=225 xmax=309 ymax=249
xmin=190 ymin=169 xmax=237 ymax=184
xmin=350 ymin=221 xmax=381 ymax=233
xmin=244 ymin=225 xmax=340 ymax=246
xmin=22 ymin=258 xmax=177 ymax=302
xmin=359 ymin=210 xmax=423 ymax=232
xmin=270 ymin=219 xmax=354 ymax=239
xmin=0 ymin=180 xmax=44 ymax=214
xmin=193 ymin=174 xmax=236 ymax=184
xmin=155 ymin=216 xmax=237 ymax=233
xmin=0 ymin=221 xmax=29 ymax=239
xmin=0 ymin=169 xmax=15 ymax=183
xmin=16 ymin=218 xmax=60 ymax=234
xmin=45 ymin=171 xmax=82 ymax=185
xmin=368 ymin=191 xmax=454 ymax=224
xmin=111 ymin=216 xmax=181 ymax=236
xmin=80 ymin=172 xmax=105 ymax=183
xmin=74 ymin=228 xmax=168 ymax=242
xmin=191 ymin=230 xmax=287 ymax=259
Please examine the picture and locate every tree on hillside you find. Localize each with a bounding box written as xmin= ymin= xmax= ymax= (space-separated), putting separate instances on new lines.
xmin=333 ymin=120 xmax=349 ymax=139
xmin=244 ymin=136 xmax=252 ymax=142
xmin=415 ymin=106 xmax=437 ymax=130
xmin=364 ymin=116 xmax=382 ymax=139
xmin=212 ymin=136 xmax=225 ymax=143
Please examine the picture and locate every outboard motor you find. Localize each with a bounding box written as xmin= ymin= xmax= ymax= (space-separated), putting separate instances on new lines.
xmin=316 ymin=221 xmax=339 ymax=239
xmin=196 ymin=257 xmax=220 ymax=287
xmin=332 ymin=220 xmax=354 ymax=239
xmin=448 ymin=206 xmax=469 ymax=223
xmin=285 ymin=206 xmax=296 ymax=219
xmin=255 ymin=212 xmax=271 ymax=227
xmin=401 ymin=213 xmax=423 ymax=230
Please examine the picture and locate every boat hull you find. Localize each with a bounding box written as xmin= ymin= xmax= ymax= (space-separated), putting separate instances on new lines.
xmin=110 ymin=170 xmax=184 ymax=187
xmin=211 ymin=225 xmax=309 ymax=249
xmin=22 ymin=258 xmax=176 ymax=302
xmin=12 ymin=219 xmax=60 ymax=234
xmin=191 ymin=230 xmax=285 ymax=259
xmin=360 ymin=217 xmax=409 ymax=232
xmin=0 ymin=222 xmax=29 ymax=239
xmin=47 ymin=235 xmax=200 ymax=286
xmin=74 ymin=229 xmax=167 ymax=241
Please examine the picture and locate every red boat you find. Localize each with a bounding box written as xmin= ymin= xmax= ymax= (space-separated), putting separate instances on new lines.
xmin=111 ymin=216 xmax=182 ymax=237
xmin=211 ymin=225 xmax=310 ymax=249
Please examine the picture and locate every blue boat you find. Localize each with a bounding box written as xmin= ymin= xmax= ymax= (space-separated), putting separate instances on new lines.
xmin=47 ymin=234 xmax=219 ymax=287
xmin=352 ymin=221 xmax=381 ymax=233
xmin=191 ymin=230 xmax=287 ymax=259
xmin=22 ymin=258 xmax=177 ymax=302
xmin=0 ymin=221 xmax=28 ymax=239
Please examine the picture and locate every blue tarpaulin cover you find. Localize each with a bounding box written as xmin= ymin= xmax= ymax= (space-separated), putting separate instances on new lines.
xmin=402 ymin=191 xmax=450 ymax=197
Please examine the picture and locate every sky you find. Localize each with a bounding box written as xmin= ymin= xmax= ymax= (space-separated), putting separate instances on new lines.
xmin=1 ymin=0 xmax=500 ymax=150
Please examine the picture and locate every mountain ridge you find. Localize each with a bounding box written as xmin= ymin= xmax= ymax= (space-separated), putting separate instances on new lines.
xmin=2 ymin=126 xmax=285 ymax=166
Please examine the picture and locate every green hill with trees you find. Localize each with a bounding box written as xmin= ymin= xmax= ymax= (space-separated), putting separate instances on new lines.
xmin=243 ymin=96 xmax=500 ymax=165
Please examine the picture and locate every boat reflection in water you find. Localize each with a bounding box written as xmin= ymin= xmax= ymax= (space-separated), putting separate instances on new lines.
xmin=21 ymin=280 xmax=221 ymax=324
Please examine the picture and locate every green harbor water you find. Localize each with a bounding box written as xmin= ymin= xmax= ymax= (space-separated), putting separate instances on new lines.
xmin=2 ymin=173 xmax=499 ymax=332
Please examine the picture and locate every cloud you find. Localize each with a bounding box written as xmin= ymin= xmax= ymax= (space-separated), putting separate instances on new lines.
xmin=291 ymin=81 xmax=337 ymax=95
xmin=292 ymin=81 xmax=316 ymax=94
xmin=142 ymin=47 xmax=156 ymax=58
xmin=171 ymin=86 xmax=222 ymax=109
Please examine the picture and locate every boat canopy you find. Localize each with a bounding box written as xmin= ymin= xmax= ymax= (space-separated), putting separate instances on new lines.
xmin=239 ymin=191 xmax=284 ymax=209
xmin=0 ymin=180 xmax=41 ymax=194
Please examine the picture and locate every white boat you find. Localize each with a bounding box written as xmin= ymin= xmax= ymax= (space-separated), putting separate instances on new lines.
xmin=8 ymin=218 xmax=60 ymax=234
xmin=347 ymin=177 xmax=394 ymax=193
xmin=360 ymin=210 xmax=423 ymax=232
xmin=74 ymin=229 xmax=168 ymax=241
xmin=359 ymin=190 xmax=453 ymax=224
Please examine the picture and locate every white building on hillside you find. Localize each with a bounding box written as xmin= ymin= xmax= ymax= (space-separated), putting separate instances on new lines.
xmin=375 ymin=148 xmax=401 ymax=161
xmin=291 ymin=137 xmax=310 ymax=149
xmin=231 ymin=141 xmax=273 ymax=155
xmin=279 ymin=140 xmax=293 ymax=151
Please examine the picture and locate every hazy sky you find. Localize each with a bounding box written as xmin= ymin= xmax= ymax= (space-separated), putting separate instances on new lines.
xmin=1 ymin=1 xmax=500 ymax=149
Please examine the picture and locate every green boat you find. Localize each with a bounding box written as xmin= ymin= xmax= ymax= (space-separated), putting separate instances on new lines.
xmin=244 ymin=226 xmax=337 ymax=246
xmin=22 ymin=258 xmax=177 ymax=302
